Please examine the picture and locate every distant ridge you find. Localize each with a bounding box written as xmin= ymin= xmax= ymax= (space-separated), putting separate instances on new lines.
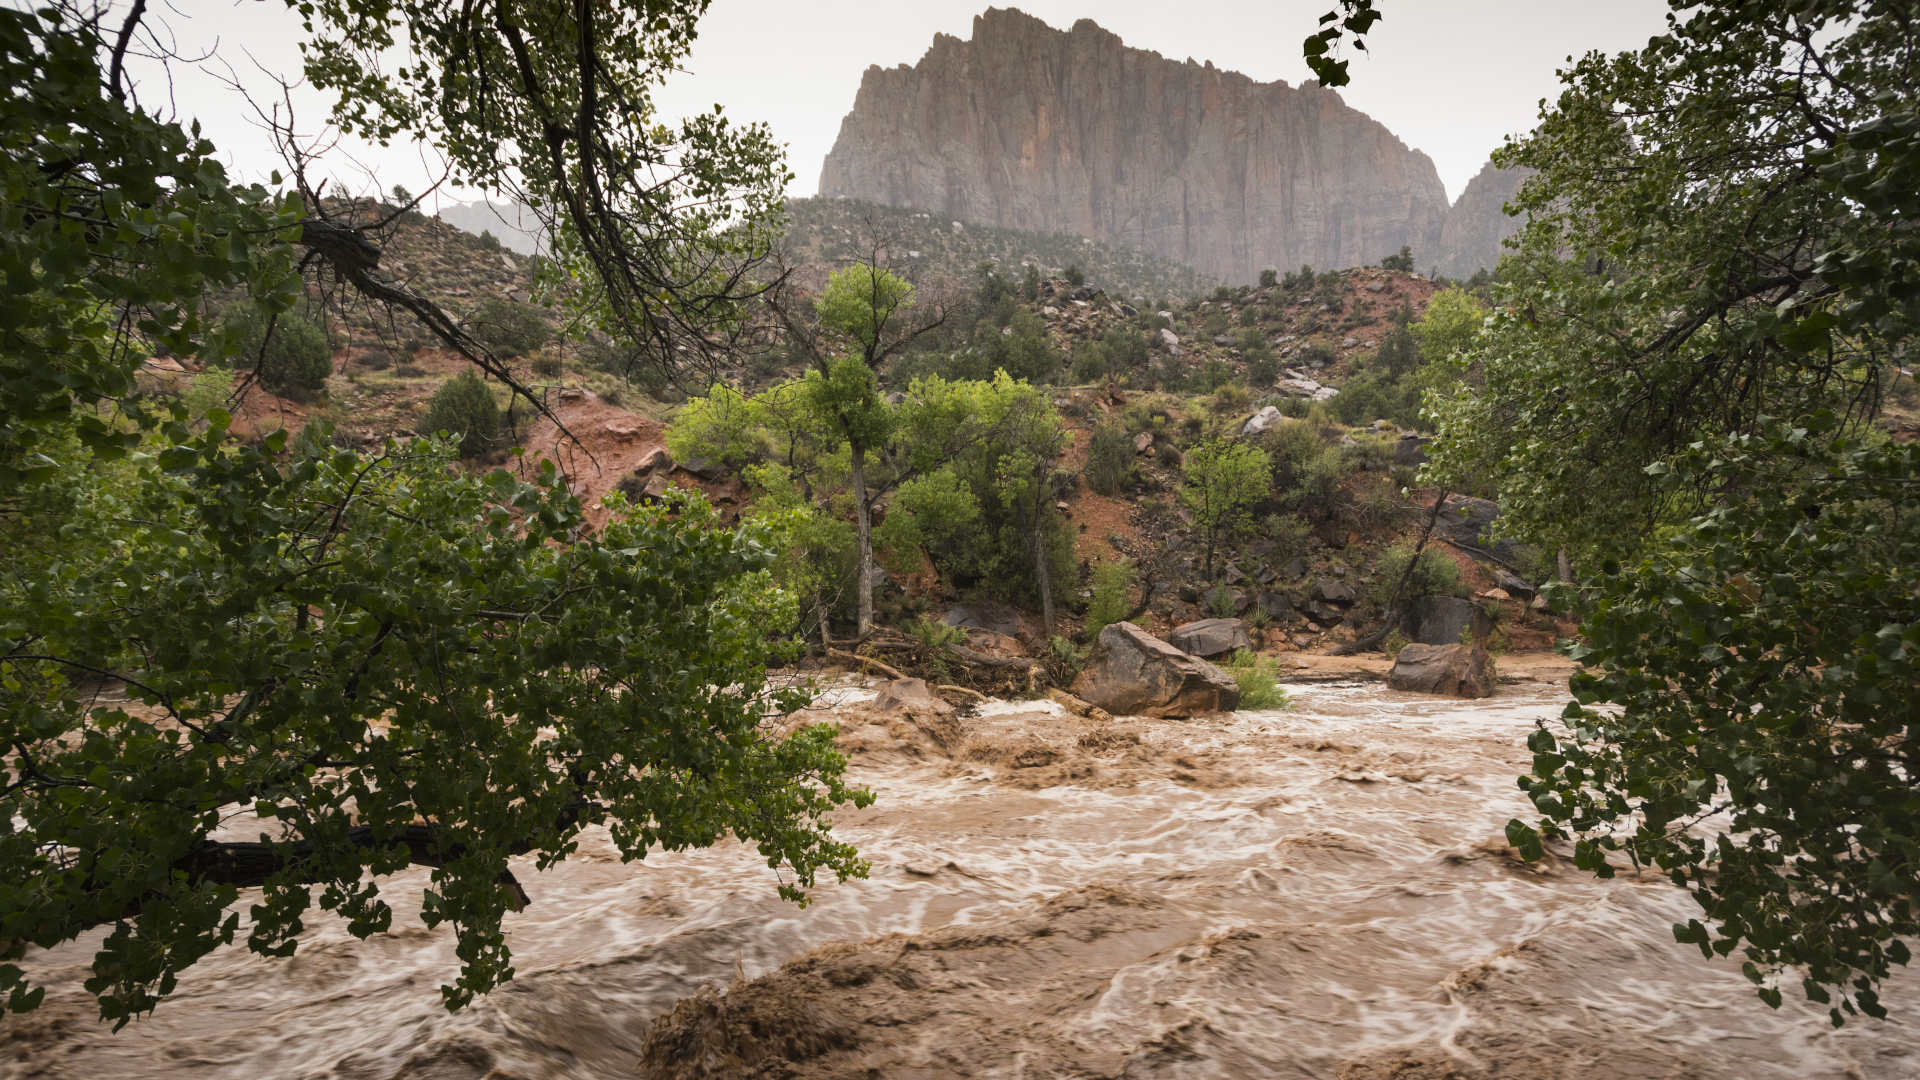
xmin=436 ymin=199 xmax=546 ymax=256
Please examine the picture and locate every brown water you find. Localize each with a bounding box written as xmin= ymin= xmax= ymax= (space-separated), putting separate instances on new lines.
xmin=6 ymin=681 xmax=1916 ymax=1079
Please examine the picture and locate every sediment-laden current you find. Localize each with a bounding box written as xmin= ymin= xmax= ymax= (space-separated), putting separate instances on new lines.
xmin=5 ymin=677 xmax=1915 ymax=1078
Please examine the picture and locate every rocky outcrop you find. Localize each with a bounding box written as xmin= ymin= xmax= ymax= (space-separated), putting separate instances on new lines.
xmin=1389 ymin=643 xmax=1493 ymax=699
xmin=1070 ymin=622 xmax=1240 ymax=717
xmin=1432 ymin=161 xmax=1532 ymax=279
xmin=818 ymin=8 xmax=1449 ymax=283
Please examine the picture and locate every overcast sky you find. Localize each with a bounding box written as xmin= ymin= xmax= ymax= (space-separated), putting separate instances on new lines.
xmin=131 ymin=0 xmax=1675 ymax=210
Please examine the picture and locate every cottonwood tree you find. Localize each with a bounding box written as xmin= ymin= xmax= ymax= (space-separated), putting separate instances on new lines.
xmin=1418 ymin=0 xmax=1920 ymax=1021
xmin=765 ymin=227 xmax=957 ymax=636
xmin=0 ymin=0 xmax=860 ymax=1024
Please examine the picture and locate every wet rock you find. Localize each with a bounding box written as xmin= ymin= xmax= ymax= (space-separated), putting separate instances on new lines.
xmin=1402 ymin=595 xmax=1490 ymax=646
xmin=1167 ymin=618 xmax=1251 ymax=659
xmin=872 ymin=678 xmax=955 ymax=715
xmin=1069 ymin=622 xmax=1241 ymax=717
xmin=1388 ymin=643 xmax=1493 ymax=699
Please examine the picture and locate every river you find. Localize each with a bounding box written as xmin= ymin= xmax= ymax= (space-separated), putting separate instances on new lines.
xmin=5 ymin=673 xmax=1915 ymax=1078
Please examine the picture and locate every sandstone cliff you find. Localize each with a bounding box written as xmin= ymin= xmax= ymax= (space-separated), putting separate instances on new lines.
xmin=817 ymin=8 xmax=1449 ymax=285
xmin=1432 ymin=161 xmax=1532 ymax=279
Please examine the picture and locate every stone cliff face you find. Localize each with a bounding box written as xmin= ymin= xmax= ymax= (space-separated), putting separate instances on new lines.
xmin=1432 ymin=161 xmax=1532 ymax=279
xmin=817 ymin=8 xmax=1450 ymax=284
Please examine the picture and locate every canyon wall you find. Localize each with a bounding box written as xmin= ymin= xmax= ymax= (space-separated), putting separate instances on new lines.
xmin=1432 ymin=161 xmax=1532 ymax=279
xmin=817 ymin=8 xmax=1451 ymax=284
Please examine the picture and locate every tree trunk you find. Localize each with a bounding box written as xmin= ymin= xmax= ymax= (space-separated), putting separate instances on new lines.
xmin=851 ymin=442 xmax=875 ymax=638
xmin=1021 ymin=495 xmax=1056 ymax=639
xmin=1557 ymin=549 xmax=1574 ymax=584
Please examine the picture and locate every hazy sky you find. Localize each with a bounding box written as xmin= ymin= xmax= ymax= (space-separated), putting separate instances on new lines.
xmin=131 ymin=0 xmax=1676 ymax=209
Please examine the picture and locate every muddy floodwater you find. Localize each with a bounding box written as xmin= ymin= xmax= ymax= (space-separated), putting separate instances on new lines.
xmin=6 ymin=675 xmax=1917 ymax=1079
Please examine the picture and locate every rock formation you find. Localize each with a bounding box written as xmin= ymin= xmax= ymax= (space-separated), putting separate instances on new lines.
xmin=1432 ymin=161 xmax=1532 ymax=279
xmin=818 ymin=8 xmax=1450 ymax=284
xmin=1070 ymin=622 xmax=1241 ymax=717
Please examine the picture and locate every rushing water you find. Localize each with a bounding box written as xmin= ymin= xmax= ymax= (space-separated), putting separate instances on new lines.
xmin=5 ymin=680 xmax=1916 ymax=1079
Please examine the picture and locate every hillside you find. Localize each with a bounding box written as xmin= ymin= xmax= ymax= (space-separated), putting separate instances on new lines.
xmin=783 ymin=196 xmax=1215 ymax=300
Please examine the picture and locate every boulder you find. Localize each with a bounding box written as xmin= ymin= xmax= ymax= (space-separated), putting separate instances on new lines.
xmin=1432 ymin=495 xmax=1520 ymax=566
xmin=1403 ymin=595 xmax=1490 ymax=646
xmin=1167 ymin=617 xmax=1251 ymax=659
xmin=1257 ymin=592 xmax=1294 ymax=621
xmin=1159 ymin=328 xmax=1181 ymax=349
xmin=1302 ymin=600 xmax=1345 ymax=626
xmin=1311 ymin=579 xmax=1357 ymax=604
xmin=1134 ymin=431 xmax=1155 ymax=454
xmin=1069 ymin=622 xmax=1241 ymax=717
xmin=1388 ymin=643 xmax=1493 ymax=699
xmin=943 ymin=600 xmax=1031 ymax=644
xmin=871 ymin=678 xmax=955 ymax=715
xmin=1224 ymin=561 xmax=1246 ymax=585
xmin=1242 ymin=405 xmax=1285 ymax=436
xmin=1284 ymin=558 xmax=1307 ymax=580
xmin=1493 ymin=567 xmax=1536 ymax=600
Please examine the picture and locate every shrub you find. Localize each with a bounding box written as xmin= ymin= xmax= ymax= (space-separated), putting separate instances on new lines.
xmin=1382 ymin=629 xmax=1409 ymax=659
xmin=395 ymin=363 xmax=427 ymax=378
xmin=1065 ymin=263 xmax=1086 ymax=287
xmin=1211 ymin=382 xmax=1252 ymax=414
xmin=226 ymin=309 xmax=333 ymax=397
xmin=1295 ymin=341 xmax=1336 ymax=368
xmin=1259 ymin=268 xmax=1279 ymax=288
xmin=471 ymin=300 xmax=552 ymax=358
xmin=1369 ymin=541 xmax=1467 ymax=605
xmin=1380 ymin=245 xmax=1415 ymax=272
xmin=1212 ymin=285 xmax=1234 ymax=303
xmin=1205 ymin=585 xmax=1236 ymax=618
xmin=356 ymin=347 xmax=392 ymax=372
xmin=1262 ymin=512 xmax=1313 ymax=563
xmin=1071 ymin=341 xmax=1109 ymax=384
xmin=423 ymin=371 xmax=502 ymax=458
xmin=530 ymin=354 xmax=563 ymax=377
xmin=1224 ymin=649 xmax=1289 ymax=710
xmin=1085 ymin=424 xmax=1137 ymax=496
xmin=1084 ymin=560 xmax=1132 ymax=639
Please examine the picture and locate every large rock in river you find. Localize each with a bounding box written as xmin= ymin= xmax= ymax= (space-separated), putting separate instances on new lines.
xmin=1389 ymin=643 xmax=1493 ymax=699
xmin=1167 ymin=618 xmax=1250 ymax=659
xmin=1070 ymin=622 xmax=1241 ymax=717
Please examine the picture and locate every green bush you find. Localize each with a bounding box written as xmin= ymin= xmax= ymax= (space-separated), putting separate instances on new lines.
xmin=226 ymin=309 xmax=333 ymax=397
xmin=1205 ymin=585 xmax=1235 ymax=618
xmin=1259 ymin=268 xmax=1279 ymax=288
xmin=471 ymin=300 xmax=552 ymax=358
xmin=424 ymin=371 xmax=502 ymax=458
xmin=1368 ymin=541 xmax=1467 ymax=604
xmin=1070 ymin=341 xmax=1109 ymax=383
xmin=1380 ymin=246 xmax=1415 ymax=272
xmin=531 ymin=354 xmax=562 ymax=377
xmin=1085 ymin=424 xmax=1137 ymax=496
xmin=1084 ymin=560 xmax=1132 ymax=638
xmin=1262 ymin=512 xmax=1313 ymax=563
xmin=1224 ymin=649 xmax=1290 ymax=710
xmin=1065 ymin=263 xmax=1085 ymax=287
